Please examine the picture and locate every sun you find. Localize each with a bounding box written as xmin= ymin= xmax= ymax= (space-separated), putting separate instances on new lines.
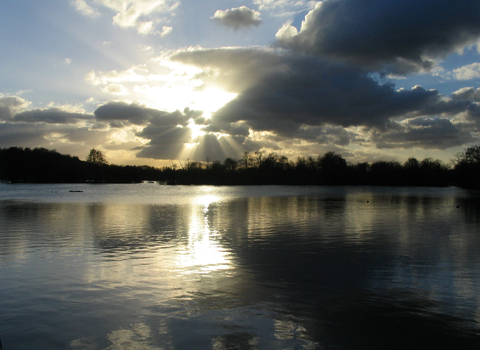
xmin=187 ymin=118 xmax=206 ymax=141
xmin=134 ymin=59 xmax=237 ymax=117
xmin=190 ymin=87 xmax=237 ymax=118
xmin=140 ymin=84 xmax=236 ymax=120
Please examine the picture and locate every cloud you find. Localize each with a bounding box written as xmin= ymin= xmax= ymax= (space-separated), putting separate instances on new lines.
xmin=170 ymin=48 xmax=289 ymax=93
xmin=253 ymin=0 xmax=317 ymax=16
xmin=101 ymin=83 xmax=129 ymax=95
xmin=134 ymin=108 xmax=205 ymax=160
xmin=284 ymin=124 xmax=355 ymax=146
xmin=108 ymin=0 xmax=179 ymax=34
xmin=170 ymin=46 xmax=480 ymax=154
xmin=159 ymin=26 xmax=173 ymax=37
xmin=85 ymin=65 xmax=157 ymax=86
xmin=372 ymin=117 xmax=475 ymax=150
xmin=453 ymin=62 xmax=480 ymax=80
xmin=0 ymin=121 xmax=114 ymax=157
xmin=137 ymin=21 xmax=155 ymax=35
xmin=466 ymin=102 xmax=480 ymax=119
xmin=0 ymin=96 xmax=30 ymax=121
xmin=0 ymin=99 xmax=146 ymax=160
xmin=172 ymin=49 xmax=439 ymax=130
xmin=211 ymin=6 xmax=262 ymax=30
xmin=75 ymin=0 xmax=179 ymax=34
xmin=93 ymin=102 xmax=243 ymax=161
xmin=13 ymin=108 xmax=93 ymax=124
xmin=72 ymin=0 xmax=100 ymax=18
xmin=451 ymin=87 xmax=480 ymax=101
xmin=94 ymin=101 xmax=190 ymax=126
xmin=135 ymin=125 xmax=191 ymax=160
xmin=1 ymin=98 xmax=91 ymax=125
xmin=275 ymin=0 xmax=480 ymax=74
xmin=136 ymin=127 xmax=245 ymax=161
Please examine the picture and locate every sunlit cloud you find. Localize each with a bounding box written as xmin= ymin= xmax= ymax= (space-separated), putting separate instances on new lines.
xmin=159 ymin=25 xmax=173 ymax=37
xmin=453 ymin=63 xmax=480 ymax=81
xmin=91 ymin=0 xmax=179 ymax=34
xmin=137 ymin=21 xmax=155 ymax=35
xmin=85 ymin=58 xmax=237 ymax=115
xmin=452 ymin=87 xmax=480 ymax=102
xmin=72 ymin=0 xmax=100 ymax=18
xmin=253 ymin=0 xmax=317 ymax=16
xmin=85 ymin=65 xmax=156 ymax=85
xmin=102 ymin=83 xmax=129 ymax=95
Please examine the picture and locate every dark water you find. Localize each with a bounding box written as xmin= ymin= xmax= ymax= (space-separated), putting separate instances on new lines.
xmin=1 ymin=184 xmax=480 ymax=349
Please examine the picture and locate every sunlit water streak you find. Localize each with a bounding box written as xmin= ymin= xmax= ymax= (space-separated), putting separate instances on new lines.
xmin=0 ymin=183 xmax=480 ymax=349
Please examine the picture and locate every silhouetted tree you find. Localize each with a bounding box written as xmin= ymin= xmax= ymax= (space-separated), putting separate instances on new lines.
xmin=454 ymin=145 xmax=480 ymax=189
xmin=86 ymin=148 xmax=108 ymax=165
xmin=419 ymin=158 xmax=450 ymax=187
xmin=224 ymin=158 xmax=238 ymax=172
xmin=455 ymin=145 xmax=480 ymax=165
xmin=318 ymin=152 xmax=348 ymax=185
xmin=351 ymin=162 xmax=370 ymax=185
xmin=369 ymin=161 xmax=403 ymax=186
xmin=240 ymin=151 xmax=254 ymax=169
xmin=404 ymin=157 xmax=421 ymax=186
xmin=2 ymin=146 xmax=478 ymax=187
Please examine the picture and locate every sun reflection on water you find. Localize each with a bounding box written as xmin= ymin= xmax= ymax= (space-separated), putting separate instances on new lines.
xmin=176 ymin=193 xmax=232 ymax=274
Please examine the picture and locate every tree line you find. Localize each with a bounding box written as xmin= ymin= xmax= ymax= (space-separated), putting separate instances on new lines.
xmin=0 ymin=147 xmax=160 ymax=184
xmin=0 ymin=146 xmax=479 ymax=189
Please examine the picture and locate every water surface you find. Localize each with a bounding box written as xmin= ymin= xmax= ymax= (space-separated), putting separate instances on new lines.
xmin=1 ymin=184 xmax=479 ymax=349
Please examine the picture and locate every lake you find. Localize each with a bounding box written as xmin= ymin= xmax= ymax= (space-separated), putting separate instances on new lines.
xmin=1 ymin=183 xmax=480 ymax=349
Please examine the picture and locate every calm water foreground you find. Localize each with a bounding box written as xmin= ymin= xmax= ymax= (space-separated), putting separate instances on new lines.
xmin=1 ymin=184 xmax=480 ymax=350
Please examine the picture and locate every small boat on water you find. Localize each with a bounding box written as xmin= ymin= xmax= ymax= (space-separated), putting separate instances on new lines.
xmin=69 ymin=190 xmax=84 ymax=192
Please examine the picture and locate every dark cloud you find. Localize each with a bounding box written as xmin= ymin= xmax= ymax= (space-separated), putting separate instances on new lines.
xmin=211 ymin=6 xmax=262 ymax=30
xmin=372 ymin=117 xmax=475 ymax=150
xmin=94 ymin=102 xmax=149 ymax=124
xmin=135 ymin=121 xmax=246 ymax=162
xmin=0 ymin=122 xmax=110 ymax=153
xmin=94 ymin=102 xmax=192 ymax=126
xmin=173 ymin=49 xmax=448 ymax=133
xmin=466 ymin=103 xmax=480 ymax=119
xmin=171 ymin=46 xmax=480 ymax=153
xmin=167 ymin=0 xmax=480 ymax=157
xmin=0 ymin=122 xmax=52 ymax=147
xmin=203 ymin=120 xmax=250 ymax=137
xmin=209 ymin=54 xmax=440 ymax=131
xmin=92 ymin=102 xmax=247 ymax=162
xmin=183 ymin=134 xmax=246 ymax=161
xmin=131 ymin=107 xmax=203 ymax=160
xmin=291 ymin=125 xmax=354 ymax=146
xmin=14 ymin=108 xmax=93 ymax=124
xmin=136 ymin=125 xmax=191 ymax=160
xmin=276 ymin=0 xmax=480 ymax=74
xmin=171 ymin=48 xmax=288 ymax=94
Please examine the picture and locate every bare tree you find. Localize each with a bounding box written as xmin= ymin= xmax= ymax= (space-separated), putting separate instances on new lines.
xmin=223 ymin=157 xmax=238 ymax=172
xmin=86 ymin=148 xmax=108 ymax=165
xmin=455 ymin=145 xmax=480 ymax=166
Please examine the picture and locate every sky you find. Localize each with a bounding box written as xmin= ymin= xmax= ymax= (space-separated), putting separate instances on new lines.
xmin=1 ymin=0 xmax=480 ymax=167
